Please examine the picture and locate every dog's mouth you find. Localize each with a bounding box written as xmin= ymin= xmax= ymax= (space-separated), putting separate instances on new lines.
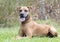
xmin=20 ymin=18 xmax=25 ymax=22
xmin=20 ymin=14 xmax=28 ymax=22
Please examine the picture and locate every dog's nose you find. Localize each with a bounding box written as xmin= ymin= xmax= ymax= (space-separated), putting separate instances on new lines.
xmin=20 ymin=14 xmax=23 ymax=16
xmin=20 ymin=14 xmax=24 ymax=18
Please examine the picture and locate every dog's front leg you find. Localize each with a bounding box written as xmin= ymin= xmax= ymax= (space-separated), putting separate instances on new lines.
xmin=26 ymin=29 xmax=32 ymax=38
xmin=16 ymin=29 xmax=24 ymax=39
xmin=16 ymin=31 xmax=32 ymax=39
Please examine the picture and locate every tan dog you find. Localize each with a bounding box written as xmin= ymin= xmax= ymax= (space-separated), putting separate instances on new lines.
xmin=16 ymin=6 xmax=57 ymax=39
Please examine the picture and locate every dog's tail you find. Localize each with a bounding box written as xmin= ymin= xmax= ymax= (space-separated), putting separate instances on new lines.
xmin=47 ymin=27 xmax=58 ymax=37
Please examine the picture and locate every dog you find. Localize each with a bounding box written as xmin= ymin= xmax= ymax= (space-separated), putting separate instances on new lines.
xmin=16 ymin=6 xmax=57 ymax=39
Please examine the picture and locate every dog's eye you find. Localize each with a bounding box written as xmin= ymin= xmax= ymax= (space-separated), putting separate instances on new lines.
xmin=24 ymin=10 xmax=28 ymax=12
xmin=19 ymin=10 xmax=22 ymax=12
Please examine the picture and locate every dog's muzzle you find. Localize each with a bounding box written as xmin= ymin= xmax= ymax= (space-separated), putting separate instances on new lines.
xmin=19 ymin=14 xmax=28 ymax=22
xmin=20 ymin=14 xmax=25 ymax=18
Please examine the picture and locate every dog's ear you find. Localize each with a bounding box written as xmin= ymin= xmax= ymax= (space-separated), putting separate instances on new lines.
xmin=27 ymin=6 xmax=32 ymax=11
xmin=27 ymin=6 xmax=32 ymax=9
xmin=17 ymin=6 xmax=21 ymax=11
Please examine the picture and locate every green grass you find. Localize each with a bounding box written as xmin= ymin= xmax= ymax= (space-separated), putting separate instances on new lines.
xmin=0 ymin=20 xmax=60 ymax=42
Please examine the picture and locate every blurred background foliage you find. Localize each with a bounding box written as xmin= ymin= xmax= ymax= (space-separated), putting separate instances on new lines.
xmin=0 ymin=0 xmax=60 ymax=27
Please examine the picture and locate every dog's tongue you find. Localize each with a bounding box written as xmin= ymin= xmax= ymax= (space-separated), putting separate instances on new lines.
xmin=20 ymin=18 xmax=25 ymax=22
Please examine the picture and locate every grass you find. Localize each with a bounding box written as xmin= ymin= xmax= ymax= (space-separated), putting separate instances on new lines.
xmin=0 ymin=20 xmax=60 ymax=42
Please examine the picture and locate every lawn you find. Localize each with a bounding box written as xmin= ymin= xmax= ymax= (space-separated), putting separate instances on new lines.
xmin=0 ymin=20 xmax=60 ymax=42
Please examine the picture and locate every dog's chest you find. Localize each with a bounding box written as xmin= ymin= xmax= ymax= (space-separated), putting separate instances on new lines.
xmin=21 ymin=24 xmax=31 ymax=30
xmin=21 ymin=21 xmax=33 ymax=28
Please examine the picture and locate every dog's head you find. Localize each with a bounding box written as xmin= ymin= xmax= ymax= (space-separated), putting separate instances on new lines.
xmin=17 ymin=6 xmax=32 ymax=22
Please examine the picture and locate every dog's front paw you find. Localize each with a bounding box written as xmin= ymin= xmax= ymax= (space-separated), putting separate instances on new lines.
xmin=15 ymin=36 xmax=22 ymax=40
